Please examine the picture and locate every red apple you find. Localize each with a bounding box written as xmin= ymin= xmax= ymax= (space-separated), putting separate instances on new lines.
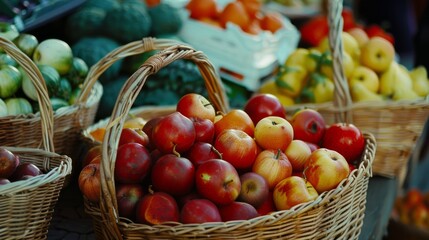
xmin=195 ymin=159 xmax=241 ymax=205
xmin=285 ymin=139 xmax=312 ymax=171
xmin=214 ymin=129 xmax=258 ymax=170
xmin=0 ymin=178 xmax=10 ymax=185
xmin=256 ymin=191 xmax=276 ymax=216
xmin=0 ymin=147 xmax=19 ymax=179
xmin=151 ymin=154 xmax=195 ymax=197
xmin=304 ymin=148 xmax=350 ymax=193
xmin=218 ymin=201 xmax=259 ymax=221
xmin=180 ymin=198 xmax=222 ymax=223
xmin=176 ymin=191 xmax=202 ymax=209
xmin=151 ymin=112 xmax=196 ymax=154
xmin=254 ymin=116 xmax=294 ymax=151
xmin=116 ymin=183 xmax=145 ymax=220
xmin=243 ymin=93 xmax=286 ymax=125
xmin=115 ymin=143 xmax=152 ymax=184
xmin=185 ymin=142 xmax=221 ymax=166
xmin=119 ymin=128 xmax=150 ymax=147
xmin=191 ymin=117 xmax=215 ymax=143
xmin=176 ymin=93 xmax=216 ymax=122
xmin=289 ymin=109 xmax=326 ymax=145
xmin=238 ymin=172 xmax=269 ymax=208
xmin=321 ymin=123 xmax=365 ymax=164
xmin=82 ymin=145 xmax=102 ymax=168
xmin=10 ymin=162 xmax=42 ymax=181
xmin=273 ymin=176 xmax=319 ymax=210
xmin=78 ymin=162 xmax=101 ymax=203
xmin=214 ymin=109 xmax=255 ymax=137
xmin=135 ymin=191 xmax=180 ymax=224
xmin=252 ymin=149 xmax=292 ymax=190
xmin=142 ymin=116 xmax=164 ymax=150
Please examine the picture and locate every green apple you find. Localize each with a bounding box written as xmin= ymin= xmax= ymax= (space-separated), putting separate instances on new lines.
xmin=0 ymin=22 xmax=19 ymax=41
xmin=349 ymin=66 xmax=380 ymax=93
xmin=13 ymin=33 xmax=39 ymax=57
xmin=33 ymin=39 xmax=73 ymax=75
xmin=0 ymin=65 xmax=22 ymax=98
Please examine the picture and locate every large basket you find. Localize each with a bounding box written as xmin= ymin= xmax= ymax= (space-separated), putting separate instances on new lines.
xmin=0 ymin=36 xmax=103 ymax=169
xmin=82 ymin=37 xmax=376 ymax=239
xmin=284 ymin=0 xmax=429 ymax=180
xmin=0 ymin=49 xmax=72 ymax=239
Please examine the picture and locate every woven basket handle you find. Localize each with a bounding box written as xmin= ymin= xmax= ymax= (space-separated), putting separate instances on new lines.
xmin=327 ymin=0 xmax=353 ymax=123
xmin=97 ymin=41 xmax=229 ymax=238
xmin=0 ymin=37 xmax=54 ymax=154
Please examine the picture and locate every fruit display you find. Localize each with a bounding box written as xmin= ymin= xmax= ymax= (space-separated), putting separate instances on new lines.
xmin=258 ymin=29 xmax=429 ymax=105
xmin=79 ymin=92 xmax=368 ymax=224
xmin=393 ymin=188 xmax=429 ymax=231
xmin=0 ymin=26 xmax=90 ymax=116
xmin=0 ymin=147 xmax=43 ymax=184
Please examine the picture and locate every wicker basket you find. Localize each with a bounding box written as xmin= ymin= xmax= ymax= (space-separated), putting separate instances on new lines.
xmin=0 ymin=61 xmax=72 ymax=239
xmin=0 ymin=36 xmax=103 ymax=170
xmin=81 ymin=37 xmax=376 ymax=239
xmin=283 ymin=0 xmax=429 ymax=180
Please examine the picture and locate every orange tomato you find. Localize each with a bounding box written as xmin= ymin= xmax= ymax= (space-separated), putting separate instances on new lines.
xmin=145 ymin=0 xmax=160 ymax=7
xmin=238 ymin=0 xmax=262 ymax=19
xmin=219 ymin=1 xmax=250 ymax=30
xmin=90 ymin=127 xmax=105 ymax=143
xmin=199 ymin=17 xmax=223 ymax=28
xmin=243 ymin=18 xmax=262 ymax=35
xmin=186 ymin=0 xmax=219 ymax=20
xmin=260 ymin=12 xmax=284 ymax=33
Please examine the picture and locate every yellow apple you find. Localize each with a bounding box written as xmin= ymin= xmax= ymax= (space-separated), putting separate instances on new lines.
xmin=360 ymin=36 xmax=395 ymax=73
xmin=254 ymin=116 xmax=294 ymax=151
xmin=304 ymin=148 xmax=350 ymax=193
xmin=284 ymin=48 xmax=310 ymax=67
xmin=349 ymin=66 xmax=380 ymax=93
xmin=320 ymin=51 xmax=355 ymax=79
xmin=284 ymin=139 xmax=312 ymax=171
xmin=273 ymin=176 xmax=319 ymax=211
xmin=318 ymin=32 xmax=361 ymax=63
xmin=347 ymin=27 xmax=369 ymax=48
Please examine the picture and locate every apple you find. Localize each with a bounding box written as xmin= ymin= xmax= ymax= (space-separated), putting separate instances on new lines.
xmin=142 ymin=116 xmax=164 ymax=150
xmin=0 ymin=22 xmax=19 ymax=41
xmin=185 ymin=142 xmax=221 ymax=166
xmin=176 ymin=93 xmax=216 ymax=122
xmin=115 ymin=143 xmax=152 ymax=184
xmin=151 ymin=111 xmax=196 ymax=154
xmin=118 ymin=128 xmax=150 ymax=147
xmin=33 ymin=39 xmax=74 ymax=75
xmin=285 ymin=139 xmax=312 ymax=171
xmin=151 ymin=154 xmax=195 ymax=197
xmin=254 ymin=116 xmax=293 ymax=151
xmin=116 ymin=183 xmax=145 ymax=220
xmin=82 ymin=145 xmax=102 ymax=168
xmin=349 ymin=66 xmax=380 ymax=93
xmin=218 ymin=201 xmax=259 ymax=221
xmin=289 ymin=108 xmax=326 ymax=145
xmin=305 ymin=141 xmax=319 ymax=152
xmin=135 ymin=191 xmax=180 ymax=224
xmin=180 ymin=198 xmax=222 ymax=224
xmin=10 ymin=162 xmax=42 ymax=181
xmin=0 ymin=147 xmax=20 ymax=179
xmin=78 ymin=162 xmax=101 ymax=203
xmin=12 ymin=33 xmax=39 ymax=57
xmin=176 ymin=191 xmax=203 ymax=209
xmin=0 ymin=178 xmax=10 ymax=185
xmin=304 ymin=148 xmax=350 ymax=193
xmin=273 ymin=176 xmax=319 ymax=211
xmin=191 ymin=117 xmax=215 ymax=143
xmin=256 ymin=191 xmax=276 ymax=216
xmin=321 ymin=123 xmax=365 ymax=164
xmin=195 ymin=159 xmax=241 ymax=205
xmin=243 ymin=93 xmax=286 ymax=125
xmin=214 ymin=109 xmax=255 ymax=137
xmin=213 ymin=129 xmax=258 ymax=170
xmin=238 ymin=172 xmax=270 ymax=208
xmin=252 ymin=149 xmax=292 ymax=190
xmin=404 ymin=188 xmax=424 ymax=206
xmin=347 ymin=27 xmax=369 ymax=48
xmin=360 ymin=36 xmax=395 ymax=73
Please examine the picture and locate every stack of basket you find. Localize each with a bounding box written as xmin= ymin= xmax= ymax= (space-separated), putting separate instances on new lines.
xmin=0 ymin=36 xmax=72 ymax=239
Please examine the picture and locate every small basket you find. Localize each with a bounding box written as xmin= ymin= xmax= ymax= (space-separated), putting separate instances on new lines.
xmin=0 ymin=51 xmax=72 ymax=239
xmin=82 ymin=37 xmax=376 ymax=239
xmin=284 ymin=0 xmax=429 ymax=181
xmin=0 ymin=36 xmax=103 ymax=170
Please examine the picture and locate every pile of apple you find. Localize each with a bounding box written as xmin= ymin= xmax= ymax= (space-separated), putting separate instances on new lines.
xmin=0 ymin=147 xmax=44 ymax=185
xmin=79 ymin=93 xmax=366 ymax=224
xmin=259 ymin=29 xmax=429 ymax=105
xmin=393 ymin=188 xmax=429 ymax=230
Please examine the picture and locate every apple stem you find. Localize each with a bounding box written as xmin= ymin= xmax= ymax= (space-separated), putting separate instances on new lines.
xmin=211 ymin=146 xmax=223 ymax=159
xmin=148 ymin=185 xmax=154 ymax=195
xmin=275 ymin=149 xmax=282 ymax=159
xmin=302 ymin=167 xmax=308 ymax=180
xmin=223 ymin=179 xmax=234 ymax=188
xmin=172 ymin=145 xmax=181 ymax=157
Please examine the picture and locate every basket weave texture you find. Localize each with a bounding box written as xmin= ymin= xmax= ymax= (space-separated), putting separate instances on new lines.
xmin=284 ymin=0 xmax=429 ymax=179
xmin=0 ymin=45 xmax=72 ymax=239
xmin=0 ymin=36 xmax=103 ymax=164
xmin=81 ymin=37 xmax=376 ymax=240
